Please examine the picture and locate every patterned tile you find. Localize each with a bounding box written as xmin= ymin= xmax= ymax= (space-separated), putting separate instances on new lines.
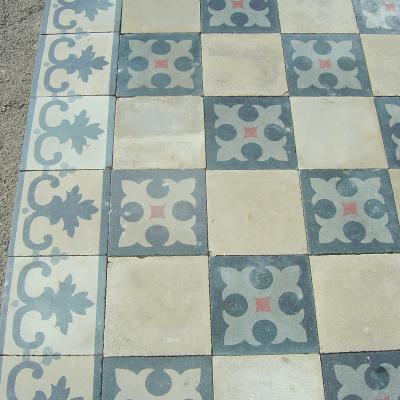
xmin=300 ymin=169 xmax=400 ymax=254
xmin=201 ymin=0 xmax=280 ymax=33
xmin=41 ymin=0 xmax=122 ymax=34
xmin=10 ymin=170 xmax=110 ymax=257
xmin=117 ymin=33 xmax=202 ymax=96
xmin=0 ymin=356 xmax=101 ymax=399
xmin=321 ymin=351 xmax=400 ymax=400
xmin=210 ymin=256 xmax=318 ymax=355
xmin=353 ymin=0 xmax=400 ymax=33
xmin=109 ymin=170 xmax=207 ymax=256
xmin=21 ymin=96 xmax=115 ymax=170
xmin=102 ymin=356 xmax=213 ymax=400
xmin=0 ymin=256 xmax=105 ymax=356
xmin=205 ymin=97 xmax=297 ymax=170
xmin=283 ymin=34 xmax=372 ymax=96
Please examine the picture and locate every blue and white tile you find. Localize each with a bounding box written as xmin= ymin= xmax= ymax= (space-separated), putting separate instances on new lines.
xmin=41 ymin=0 xmax=122 ymax=34
xmin=102 ymin=356 xmax=213 ymax=400
xmin=0 ymin=256 xmax=106 ymax=356
xmin=32 ymin=33 xmax=118 ymax=97
xmin=300 ymin=169 xmax=400 ymax=254
xmin=283 ymin=34 xmax=372 ymax=96
xmin=109 ymin=170 xmax=207 ymax=256
xmin=21 ymin=96 xmax=115 ymax=171
xmin=0 ymin=356 xmax=101 ymax=399
xmin=10 ymin=170 xmax=110 ymax=257
xmin=117 ymin=33 xmax=202 ymax=96
xmin=205 ymin=97 xmax=297 ymax=169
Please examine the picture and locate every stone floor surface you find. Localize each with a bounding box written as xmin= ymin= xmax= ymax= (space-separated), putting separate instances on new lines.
xmin=1 ymin=0 xmax=400 ymax=399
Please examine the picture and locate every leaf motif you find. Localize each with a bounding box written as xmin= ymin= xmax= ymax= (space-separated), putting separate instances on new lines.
xmin=48 ymin=377 xmax=70 ymax=400
xmin=73 ymin=0 xmax=114 ymax=21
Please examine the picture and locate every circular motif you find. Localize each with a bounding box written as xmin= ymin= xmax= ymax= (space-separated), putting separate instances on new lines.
xmin=147 ymin=178 xmax=169 ymax=199
xmin=208 ymin=0 xmax=226 ymax=11
xmin=241 ymin=143 xmax=263 ymax=161
xmin=238 ymin=104 xmax=259 ymax=122
xmin=337 ymin=57 xmax=356 ymax=72
xmin=319 ymin=72 xmax=338 ymax=89
xmin=172 ymin=201 xmax=195 ymax=222
xmin=129 ymin=56 xmax=149 ymax=71
xmin=231 ymin=12 xmax=249 ymax=27
xmin=386 ymin=15 xmax=400 ymax=29
xmin=343 ymin=221 xmax=366 ymax=242
xmin=252 ymin=320 xmax=278 ymax=344
xmin=151 ymin=40 xmax=171 ymax=55
xmin=364 ymin=365 xmax=390 ymax=390
xmin=314 ymin=199 xmax=337 ymax=219
xmin=264 ymin=124 xmax=286 ymax=141
xmin=293 ymin=56 xmax=313 ymax=71
xmin=145 ymin=225 xmax=169 ymax=246
xmin=249 ymin=0 xmax=269 ymax=10
xmin=145 ymin=370 xmax=172 ymax=396
xmin=313 ymin=40 xmax=332 ymax=55
xmin=364 ymin=199 xmax=386 ymax=219
xmin=249 ymin=266 xmax=273 ymax=289
xmin=336 ymin=178 xmax=358 ymax=197
xmin=122 ymin=202 xmax=144 ymax=222
xmin=362 ymin=0 xmax=380 ymax=13
xmin=223 ymin=294 xmax=248 ymax=317
xmin=151 ymin=73 xmax=172 ymax=89
xmin=216 ymin=124 xmax=237 ymax=141
xmin=174 ymin=56 xmax=194 ymax=72
xmin=278 ymin=292 xmax=303 ymax=315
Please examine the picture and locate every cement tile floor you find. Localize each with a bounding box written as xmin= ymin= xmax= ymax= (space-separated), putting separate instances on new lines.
xmin=1 ymin=0 xmax=400 ymax=399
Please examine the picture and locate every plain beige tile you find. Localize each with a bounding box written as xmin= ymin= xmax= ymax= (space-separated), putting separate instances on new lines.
xmin=278 ymin=0 xmax=358 ymax=33
xmin=207 ymin=170 xmax=307 ymax=255
xmin=361 ymin=34 xmax=400 ymax=96
xmin=390 ymin=169 xmax=400 ymax=212
xmin=202 ymin=34 xmax=288 ymax=96
xmin=121 ymin=0 xmax=200 ymax=33
xmin=104 ymin=256 xmax=211 ymax=356
xmin=311 ymin=254 xmax=400 ymax=353
xmin=213 ymin=355 xmax=325 ymax=400
xmin=113 ymin=97 xmax=205 ymax=169
xmin=292 ymin=97 xmax=387 ymax=169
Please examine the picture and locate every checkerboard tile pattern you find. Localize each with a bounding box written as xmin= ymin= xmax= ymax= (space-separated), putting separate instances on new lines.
xmin=2 ymin=0 xmax=400 ymax=398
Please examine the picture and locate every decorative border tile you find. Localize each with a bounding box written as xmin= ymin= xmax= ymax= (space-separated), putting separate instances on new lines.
xmin=102 ymin=356 xmax=213 ymax=400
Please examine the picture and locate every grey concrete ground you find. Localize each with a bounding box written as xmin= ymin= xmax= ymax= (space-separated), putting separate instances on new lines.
xmin=0 ymin=0 xmax=45 ymax=294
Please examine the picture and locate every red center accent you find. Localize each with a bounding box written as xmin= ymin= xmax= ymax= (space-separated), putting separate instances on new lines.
xmin=255 ymin=297 xmax=271 ymax=313
xmin=154 ymin=59 xmax=169 ymax=69
xmin=375 ymin=396 xmax=390 ymax=400
xmin=342 ymin=202 xmax=358 ymax=217
xmin=232 ymin=0 xmax=245 ymax=8
xmin=385 ymin=3 xmax=396 ymax=11
xmin=244 ymin=127 xmax=258 ymax=138
xmin=319 ymin=59 xmax=332 ymax=69
xmin=150 ymin=205 xmax=166 ymax=219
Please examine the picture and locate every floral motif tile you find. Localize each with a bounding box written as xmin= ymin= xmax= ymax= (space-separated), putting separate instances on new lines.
xmin=117 ymin=33 xmax=202 ymax=96
xmin=204 ymin=97 xmax=297 ymax=169
xmin=201 ymin=0 xmax=280 ymax=33
xmin=0 ymin=256 xmax=105 ymax=356
xmin=353 ymin=0 xmax=400 ymax=33
xmin=32 ymin=33 xmax=119 ymax=97
xmin=210 ymin=256 xmax=318 ymax=355
xmin=321 ymin=351 xmax=400 ymax=400
xmin=21 ymin=96 xmax=115 ymax=170
xmin=102 ymin=357 xmax=213 ymax=400
xmin=109 ymin=170 xmax=207 ymax=256
xmin=41 ymin=0 xmax=122 ymax=34
xmin=300 ymin=169 xmax=400 ymax=254
xmin=10 ymin=170 xmax=110 ymax=257
xmin=282 ymin=34 xmax=372 ymax=96
xmin=0 ymin=355 xmax=101 ymax=399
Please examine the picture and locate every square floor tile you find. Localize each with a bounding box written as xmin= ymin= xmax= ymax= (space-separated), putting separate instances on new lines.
xmin=207 ymin=170 xmax=307 ymax=255
xmin=114 ymin=97 xmax=205 ymax=169
xmin=10 ymin=170 xmax=110 ymax=257
xmin=33 ymin=33 xmax=119 ymax=97
xmin=213 ymin=355 xmax=325 ymax=400
xmin=278 ymin=0 xmax=358 ymax=33
xmin=0 ymin=256 xmax=105 ymax=356
xmin=390 ymin=169 xmax=400 ymax=210
xmin=353 ymin=0 xmax=400 ymax=33
xmin=121 ymin=0 xmax=200 ymax=33
xmin=292 ymin=97 xmax=387 ymax=169
xmin=376 ymin=97 xmax=400 ymax=168
xmin=109 ymin=170 xmax=207 ymax=256
xmin=201 ymin=0 xmax=280 ymax=33
xmin=322 ymin=351 xmax=400 ymax=400
xmin=362 ymin=34 xmax=400 ymax=95
xmin=311 ymin=254 xmax=400 ymax=352
xmin=0 ymin=356 xmax=101 ymax=399
xmin=21 ymin=96 xmax=115 ymax=170
xmin=202 ymin=34 xmax=287 ymax=96
xmin=41 ymin=0 xmax=122 ymax=34
xmin=104 ymin=257 xmax=211 ymax=356
xmin=102 ymin=356 xmax=212 ymax=399
xmin=205 ymin=97 xmax=297 ymax=169
xmin=117 ymin=33 xmax=202 ymax=96
xmin=283 ymin=34 xmax=371 ymax=96
xmin=301 ymin=169 xmax=400 ymax=254
xmin=210 ymin=256 xmax=318 ymax=355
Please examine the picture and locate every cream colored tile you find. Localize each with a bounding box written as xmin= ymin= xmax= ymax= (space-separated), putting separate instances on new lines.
xmin=292 ymin=97 xmax=387 ymax=169
xmin=390 ymin=169 xmax=400 ymax=211
xmin=207 ymin=170 xmax=307 ymax=255
xmin=104 ymin=256 xmax=211 ymax=356
xmin=113 ymin=97 xmax=205 ymax=169
xmin=278 ymin=0 xmax=358 ymax=33
xmin=121 ymin=0 xmax=200 ymax=33
xmin=213 ymin=355 xmax=325 ymax=400
xmin=311 ymin=254 xmax=400 ymax=353
xmin=361 ymin=34 xmax=400 ymax=96
xmin=202 ymin=34 xmax=287 ymax=96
